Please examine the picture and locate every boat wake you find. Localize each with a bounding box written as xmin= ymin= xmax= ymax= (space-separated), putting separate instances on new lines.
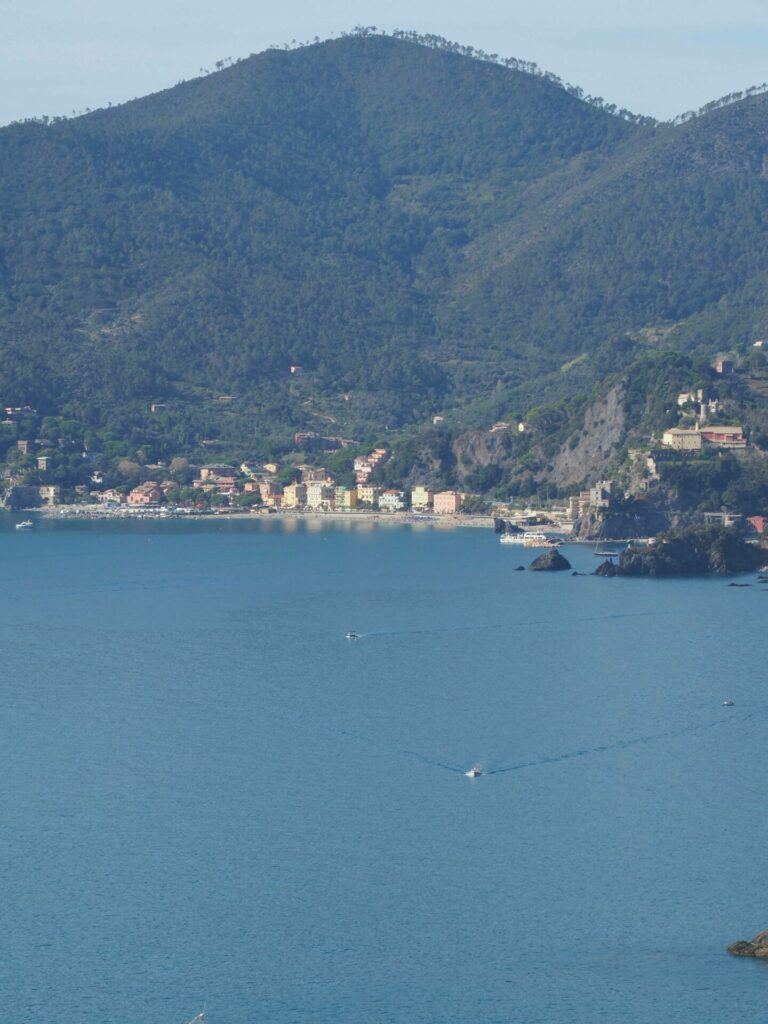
xmin=341 ymin=710 xmax=753 ymax=780
xmin=484 ymin=711 xmax=753 ymax=777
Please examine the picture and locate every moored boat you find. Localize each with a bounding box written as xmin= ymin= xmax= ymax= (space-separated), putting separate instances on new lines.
xmin=500 ymin=531 xmax=561 ymax=547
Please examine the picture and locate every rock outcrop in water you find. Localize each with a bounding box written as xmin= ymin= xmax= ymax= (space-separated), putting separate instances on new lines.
xmin=617 ymin=526 xmax=764 ymax=576
xmin=528 ymin=549 xmax=571 ymax=572
xmin=727 ymin=931 xmax=768 ymax=957
xmin=594 ymin=559 xmax=619 ymax=577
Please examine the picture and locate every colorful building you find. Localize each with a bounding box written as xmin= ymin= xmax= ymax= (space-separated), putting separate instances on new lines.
xmin=379 ymin=489 xmax=406 ymax=512
xmin=334 ymin=486 xmax=358 ymax=509
xmin=410 ymin=485 xmax=434 ymax=511
xmin=282 ymin=482 xmax=307 ymax=508
xmin=434 ymin=490 xmax=463 ymax=514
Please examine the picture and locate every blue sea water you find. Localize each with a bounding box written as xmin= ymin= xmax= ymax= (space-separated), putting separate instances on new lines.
xmin=0 ymin=514 xmax=766 ymax=1024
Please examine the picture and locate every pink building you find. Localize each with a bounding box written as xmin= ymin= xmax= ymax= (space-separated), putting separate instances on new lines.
xmin=433 ymin=490 xmax=463 ymax=515
xmin=127 ymin=482 xmax=163 ymax=505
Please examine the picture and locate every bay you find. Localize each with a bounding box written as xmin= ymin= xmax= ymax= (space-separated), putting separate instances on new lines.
xmin=0 ymin=514 xmax=765 ymax=1023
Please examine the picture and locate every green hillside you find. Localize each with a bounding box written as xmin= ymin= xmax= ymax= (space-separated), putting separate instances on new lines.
xmin=1 ymin=31 xmax=768 ymax=466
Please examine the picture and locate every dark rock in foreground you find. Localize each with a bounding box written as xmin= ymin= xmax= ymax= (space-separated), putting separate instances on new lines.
xmin=727 ymin=931 xmax=768 ymax=957
xmin=618 ymin=526 xmax=764 ymax=577
xmin=528 ymin=549 xmax=571 ymax=572
xmin=594 ymin=559 xmax=619 ymax=577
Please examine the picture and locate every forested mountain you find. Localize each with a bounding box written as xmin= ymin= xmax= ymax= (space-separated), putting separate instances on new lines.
xmin=1 ymin=31 xmax=768 ymax=458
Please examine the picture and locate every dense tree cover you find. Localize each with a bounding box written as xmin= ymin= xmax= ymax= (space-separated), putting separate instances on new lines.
xmin=3 ymin=32 xmax=768 ymax=474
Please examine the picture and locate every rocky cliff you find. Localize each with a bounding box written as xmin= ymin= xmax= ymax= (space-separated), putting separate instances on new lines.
xmin=617 ymin=526 xmax=764 ymax=576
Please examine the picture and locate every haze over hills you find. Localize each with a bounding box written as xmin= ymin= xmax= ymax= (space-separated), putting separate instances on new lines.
xmin=2 ymin=30 xmax=768 ymax=466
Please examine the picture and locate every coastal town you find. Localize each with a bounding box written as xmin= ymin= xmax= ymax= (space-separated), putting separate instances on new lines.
xmin=2 ymin=353 xmax=768 ymax=540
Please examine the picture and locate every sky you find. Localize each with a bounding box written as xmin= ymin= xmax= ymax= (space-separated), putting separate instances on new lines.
xmin=2 ymin=0 xmax=768 ymax=126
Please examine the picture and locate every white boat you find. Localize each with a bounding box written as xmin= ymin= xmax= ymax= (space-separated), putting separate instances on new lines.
xmin=345 ymin=631 xmax=360 ymax=640
xmin=465 ymin=765 xmax=482 ymax=778
xmin=500 ymin=531 xmax=559 ymax=547
xmin=15 ymin=520 xmax=33 ymax=530
xmin=722 ymin=699 xmax=734 ymax=707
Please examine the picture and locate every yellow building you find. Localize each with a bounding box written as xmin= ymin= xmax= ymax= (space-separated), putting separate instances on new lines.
xmin=334 ymin=486 xmax=358 ymax=509
xmin=357 ymin=484 xmax=380 ymax=505
xmin=661 ymin=428 xmax=702 ymax=451
xmin=282 ymin=482 xmax=307 ymax=508
xmin=411 ymin=485 xmax=433 ymax=511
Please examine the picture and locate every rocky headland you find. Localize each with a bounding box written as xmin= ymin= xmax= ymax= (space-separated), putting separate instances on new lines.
xmin=586 ymin=526 xmax=764 ymax=577
xmin=727 ymin=931 xmax=768 ymax=957
xmin=616 ymin=525 xmax=764 ymax=576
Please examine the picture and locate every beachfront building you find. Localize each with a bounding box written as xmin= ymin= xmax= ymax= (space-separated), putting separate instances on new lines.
xmin=306 ymin=482 xmax=335 ymax=509
xmin=128 ymin=482 xmax=163 ymax=506
xmin=379 ymin=489 xmax=406 ymax=512
xmin=257 ymin=481 xmax=283 ymax=506
xmin=434 ymin=490 xmax=463 ymax=515
xmin=38 ymin=485 xmax=60 ymax=506
xmin=357 ymin=484 xmax=380 ymax=506
xmin=410 ymin=485 xmax=433 ymax=511
xmin=334 ymin=486 xmax=358 ymax=509
xmin=282 ymin=482 xmax=307 ymax=508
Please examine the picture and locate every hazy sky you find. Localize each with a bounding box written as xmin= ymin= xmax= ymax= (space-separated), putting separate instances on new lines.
xmin=2 ymin=0 xmax=768 ymax=125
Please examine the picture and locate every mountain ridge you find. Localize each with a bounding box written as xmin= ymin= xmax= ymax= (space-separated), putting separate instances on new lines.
xmin=1 ymin=32 xmax=768 ymax=480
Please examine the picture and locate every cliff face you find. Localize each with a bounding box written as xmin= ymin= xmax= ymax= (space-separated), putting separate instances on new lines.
xmin=571 ymin=505 xmax=671 ymax=540
xmin=547 ymin=383 xmax=627 ymax=487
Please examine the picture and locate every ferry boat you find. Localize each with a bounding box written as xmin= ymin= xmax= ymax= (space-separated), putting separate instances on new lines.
xmin=15 ymin=520 xmax=33 ymax=530
xmin=500 ymin=531 xmax=560 ymax=547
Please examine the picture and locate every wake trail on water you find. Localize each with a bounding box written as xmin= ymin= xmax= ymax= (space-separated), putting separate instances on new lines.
xmin=350 ymin=610 xmax=657 ymax=642
xmin=485 ymin=710 xmax=754 ymax=777
xmin=341 ymin=710 xmax=755 ymax=780
xmin=339 ymin=727 xmax=466 ymax=774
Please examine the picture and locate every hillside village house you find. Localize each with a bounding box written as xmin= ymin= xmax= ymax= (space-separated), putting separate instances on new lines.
xmin=434 ymin=490 xmax=463 ymax=514
xmin=662 ymin=425 xmax=746 ymax=450
xmin=354 ymin=448 xmax=388 ymax=483
xmin=411 ymin=485 xmax=434 ymax=511
xmin=198 ymin=464 xmax=237 ymax=483
xmin=700 ymin=426 xmax=746 ymax=448
xmin=662 ymin=428 xmax=704 ymax=451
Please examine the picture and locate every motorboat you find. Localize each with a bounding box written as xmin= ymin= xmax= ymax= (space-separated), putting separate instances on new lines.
xmin=465 ymin=765 xmax=482 ymax=778
xmin=345 ymin=631 xmax=360 ymax=640
xmin=15 ymin=520 xmax=33 ymax=530
xmin=722 ymin=698 xmax=735 ymax=706
xmin=500 ymin=531 xmax=560 ymax=547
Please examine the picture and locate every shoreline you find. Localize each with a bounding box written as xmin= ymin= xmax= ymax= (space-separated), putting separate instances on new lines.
xmin=25 ymin=505 xmax=497 ymax=529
